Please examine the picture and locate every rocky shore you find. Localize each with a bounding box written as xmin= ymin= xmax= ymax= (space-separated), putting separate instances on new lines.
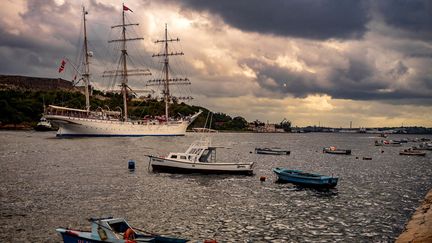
xmin=396 ymin=189 xmax=432 ymax=243
xmin=0 ymin=74 xmax=74 ymax=91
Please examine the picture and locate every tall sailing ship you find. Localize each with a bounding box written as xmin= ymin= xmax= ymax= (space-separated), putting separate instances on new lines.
xmin=45 ymin=5 xmax=201 ymax=137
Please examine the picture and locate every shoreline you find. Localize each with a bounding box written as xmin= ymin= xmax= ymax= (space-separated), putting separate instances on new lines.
xmin=2 ymin=124 xmax=432 ymax=134
xmin=0 ymin=124 xmax=33 ymax=130
xmin=396 ymin=189 xmax=432 ymax=243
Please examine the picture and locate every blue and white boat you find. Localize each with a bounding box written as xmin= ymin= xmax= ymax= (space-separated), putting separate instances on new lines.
xmin=56 ymin=217 xmax=188 ymax=243
xmin=273 ymin=167 xmax=338 ymax=188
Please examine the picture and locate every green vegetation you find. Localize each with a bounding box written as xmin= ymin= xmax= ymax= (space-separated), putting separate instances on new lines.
xmin=210 ymin=113 xmax=248 ymax=131
xmin=0 ymin=90 xmax=86 ymax=126
xmin=0 ymin=89 xmax=252 ymax=130
xmin=276 ymin=119 xmax=292 ymax=132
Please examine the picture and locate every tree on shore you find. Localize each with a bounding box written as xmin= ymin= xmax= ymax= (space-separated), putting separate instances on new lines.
xmin=276 ymin=118 xmax=292 ymax=132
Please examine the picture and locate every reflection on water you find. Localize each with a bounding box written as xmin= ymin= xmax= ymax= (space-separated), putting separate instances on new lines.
xmin=0 ymin=131 xmax=431 ymax=242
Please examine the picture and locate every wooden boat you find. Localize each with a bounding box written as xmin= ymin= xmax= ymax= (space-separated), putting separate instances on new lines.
xmin=412 ymin=142 xmax=432 ymax=151
xmin=374 ymin=140 xmax=402 ymax=146
xmin=148 ymin=138 xmax=254 ymax=175
xmin=255 ymin=147 xmax=290 ymax=155
xmin=323 ymin=146 xmax=351 ymax=155
xmin=273 ymin=167 xmax=338 ymax=188
xmin=56 ymin=217 xmax=187 ymax=243
xmin=399 ymin=149 xmax=426 ymax=156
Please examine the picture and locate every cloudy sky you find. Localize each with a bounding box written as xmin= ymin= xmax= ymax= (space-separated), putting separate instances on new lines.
xmin=1 ymin=0 xmax=431 ymax=127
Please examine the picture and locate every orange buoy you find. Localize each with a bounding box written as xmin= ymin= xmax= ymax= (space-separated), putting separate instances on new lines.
xmin=124 ymin=228 xmax=135 ymax=240
xmin=260 ymin=176 xmax=266 ymax=182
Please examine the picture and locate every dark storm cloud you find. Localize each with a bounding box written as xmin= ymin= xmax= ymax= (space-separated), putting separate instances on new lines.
xmin=240 ymin=58 xmax=315 ymax=98
xmin=376 ymin=0 xmax=432 ymax=40
xmin=388 ymin=61 xmax=408 ymax=80
xmin=0 ymin=0 xmax=124 ymax=78
xmin=174 ymin=0 xmax=370 ymax=39
xmin=0 ymin=0 xmax=77 ymax=76
xmin=240 ymin=57 xmax=432 ymax=104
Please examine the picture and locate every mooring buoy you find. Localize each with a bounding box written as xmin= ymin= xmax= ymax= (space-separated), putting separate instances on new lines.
xmin=128 ymin=160 xmax=135 ymax=171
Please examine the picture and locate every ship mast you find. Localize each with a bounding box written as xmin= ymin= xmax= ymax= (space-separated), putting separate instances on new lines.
xmin=104 ymin=4 xmax=150 ymax=121
xmin=82 ymin=6 xmax=91 ymax=111
xmin=120 ymin=5 xmax=128 ymax=120
xmin=149 ymin=24 xmax=191 ymax=121
xmin=163 ymin=25 xmax=170 ymax=119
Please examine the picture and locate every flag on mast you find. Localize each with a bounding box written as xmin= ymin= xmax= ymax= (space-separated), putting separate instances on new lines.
xmin=123 ymin=5 xmax=133 ymax=12
xmin=58 ymin=59 xmax=66 ymax=73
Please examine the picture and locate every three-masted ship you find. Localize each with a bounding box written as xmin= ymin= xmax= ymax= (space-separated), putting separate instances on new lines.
xmin=45 ymin=5 xmax=201 ymax=137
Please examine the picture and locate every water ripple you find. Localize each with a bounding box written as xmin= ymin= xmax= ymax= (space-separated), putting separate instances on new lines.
xmin=0 ymin=131 xmax=431 ymax=242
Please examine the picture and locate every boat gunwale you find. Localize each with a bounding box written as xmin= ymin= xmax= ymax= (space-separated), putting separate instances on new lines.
xmin=273 ymin=168 xmax=337 ymax=180
xmin=151 ymin=163 xmax=254 ymax=175
xmin=149 ymin=155 xmax=254 ymax=167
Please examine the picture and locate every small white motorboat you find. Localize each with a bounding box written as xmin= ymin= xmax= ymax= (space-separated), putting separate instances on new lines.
xmin=148 ymin=138 xmax=254 ymax=175
xmin=34 ymin=117 xmax=53 ymax=131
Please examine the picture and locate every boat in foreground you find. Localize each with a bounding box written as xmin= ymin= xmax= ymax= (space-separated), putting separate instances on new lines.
xmin=56 ymin=217 xmax=187 ymax=243
xmin=273 ymin=167 xmax=338 ymax=188
xmin=148 ymin=138 xmax=254 ymax=175
xmin=255 ymin=147 xmax=290 ymax=155
xmin=399 ymin=149 xmax=427 ymax=156
xmin=323 ymin=146 xmax=351 ymax=155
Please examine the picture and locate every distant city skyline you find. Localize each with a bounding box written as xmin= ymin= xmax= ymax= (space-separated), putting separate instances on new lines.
xmin=1 ymin=0 xmax=431 ymax=127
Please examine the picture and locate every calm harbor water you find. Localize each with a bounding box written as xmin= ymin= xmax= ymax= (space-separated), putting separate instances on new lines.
xmin=0 ymin=131 xmax=431 ymax=242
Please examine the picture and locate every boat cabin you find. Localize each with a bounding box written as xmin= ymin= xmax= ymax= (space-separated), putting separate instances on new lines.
xmin=166 ymin=140 xmax=217 ymax=163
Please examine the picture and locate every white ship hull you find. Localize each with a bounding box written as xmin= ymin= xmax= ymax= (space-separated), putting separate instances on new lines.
xmin=149 ymin=156 xmax=254 ymax=175
xmin=46 ymin=114 xmax=195 ymax=137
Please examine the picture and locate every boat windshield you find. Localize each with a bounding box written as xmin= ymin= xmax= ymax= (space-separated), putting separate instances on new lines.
xmin=199 ymin=149 xmax=212 ymax=162
xmin=108 ymin=221 xmax=130 ymax=233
